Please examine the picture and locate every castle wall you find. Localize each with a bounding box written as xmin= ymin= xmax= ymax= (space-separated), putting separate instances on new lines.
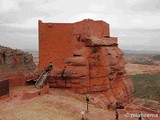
xmin=39 ymin=21 xmax=75 ymax=68
xmin=73 ymin=19 xmax=110 ymax=38
xmin=39 ymin=19 xmax=110 ymax=69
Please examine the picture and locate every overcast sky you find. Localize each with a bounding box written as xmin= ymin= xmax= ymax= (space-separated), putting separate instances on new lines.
xmin=0 ymin=0 xmax=160 ymax=51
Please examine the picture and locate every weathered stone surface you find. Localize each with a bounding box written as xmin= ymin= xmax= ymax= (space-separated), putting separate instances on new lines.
xmin=0 ymin=45 xmax=36 ymax=73
xmin=63 ymin=66 xmax=89 ymax=79
xmin=80 ymin=37 xmax=117 ymax=47
xmin=89 ymin=77 xmax=109 ymax=86
xmin=22 ymin=89 xmax=40 ymax=100
xmin=73 ymin=47 xmax=89 ymax=57
xmin=39 ymin=85 xmax=49 ymax=95
xmin=38 ymin=19 xmax=134 ymax=109
xmin=73 ymin=19 xmax=110 ymax=39
xmin=64 ymin=57 xmax=88 ymax=66
xmin=22 ymin=85 xmax=49 ymax=100
xmin=0 ymin=45 xmax=37 ymax=88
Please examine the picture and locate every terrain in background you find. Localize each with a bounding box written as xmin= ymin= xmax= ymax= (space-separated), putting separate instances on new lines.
xmin=25 ymin=49 xmax=160 ymax=111
xmin=124 ymin=51 xmax=160 ymax=112
xmin=0 ymin=49 xmax=159 ymax=120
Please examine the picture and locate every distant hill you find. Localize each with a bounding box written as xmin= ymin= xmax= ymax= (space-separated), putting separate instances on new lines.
xmin=22 ymin=49 xmax=38 ymax=52
xmin=123 ymin=50 xmax=160 ymax=55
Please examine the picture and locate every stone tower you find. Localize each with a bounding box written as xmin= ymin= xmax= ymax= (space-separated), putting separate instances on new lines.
xmin=38 ymin=19 xmax=134 ymax=109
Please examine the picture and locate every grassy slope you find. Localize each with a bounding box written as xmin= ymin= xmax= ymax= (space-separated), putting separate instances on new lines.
xmin=131 ymin=74 xmax=160 ymax=101
xmin=131 ymin=74 xmax=160 ymax=111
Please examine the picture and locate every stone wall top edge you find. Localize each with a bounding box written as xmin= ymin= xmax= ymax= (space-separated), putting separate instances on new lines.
xmin=38 ymin=19 xmax=109 ymax=25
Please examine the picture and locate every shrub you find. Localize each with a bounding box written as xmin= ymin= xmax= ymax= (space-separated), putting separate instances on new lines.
xmin=152 ymin=55 xmax=160 ymax=61
xmin=132 ymin=60 xmax=155 ymax=65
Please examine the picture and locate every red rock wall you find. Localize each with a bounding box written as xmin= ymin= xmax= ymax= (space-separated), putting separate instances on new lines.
xmin=39 ymin=19 xmax=110 ymax=68
xmin=39 ymin=21 xmax=75 ymax=68
xmin=0 ymin=45 xmax=36 ymax=88
xmin=0 ymin=73 xmax=26 ymax=88
xmin=73 ymin=19 xmax=110 ymax=38
xmin=39 ymin=19 xmax=133 ymax=109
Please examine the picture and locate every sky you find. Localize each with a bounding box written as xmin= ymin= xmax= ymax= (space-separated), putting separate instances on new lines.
xmin=0 ymin=0 xmax=160 ymax=51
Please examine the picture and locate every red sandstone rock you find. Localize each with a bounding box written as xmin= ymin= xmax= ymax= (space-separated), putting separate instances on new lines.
xmin=40 ymin=85 xmax=49 ymax=95
xmin=73 ymin=19 xmax=110 ymax=39
xmin=0 ymin=45 xmax=36 ymax=73
xmin=73 ymin=47 xmax=89 ymax=57
xmin=64 ymin=57 xmax=88 ymax=66
xmin=64 ymin=66 xmax=89 ymax=79
xmin=0 ymin=72 xmax=27 ymax=88
xmin=80 ymin=37 xmax=117 ymax=47
xmin=22 ymin=85 xmax=49 ymax=100
xmin=22 ymin=89 xmax=40 ymax=100
xmin=0 ymin=45 xmax=36 ymax=88
xmin=38 ymin=19 xmax=134 ymax=109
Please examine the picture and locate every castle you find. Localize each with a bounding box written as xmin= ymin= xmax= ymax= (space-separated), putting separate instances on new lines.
xmin=38 ymin=19 xmax=133 ymax=109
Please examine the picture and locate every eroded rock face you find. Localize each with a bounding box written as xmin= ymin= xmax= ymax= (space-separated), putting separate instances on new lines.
xmin=39 ymin=19 xmax=134 ymax=109
xmin=0 ymin=45 xmax=36 ymax=87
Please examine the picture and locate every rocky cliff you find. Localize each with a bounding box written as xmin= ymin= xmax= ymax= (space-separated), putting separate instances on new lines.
xmin=39 ymin=19 xmax=134 ymax=109
xmin=0 ymin=45 xmax=36 ymax=87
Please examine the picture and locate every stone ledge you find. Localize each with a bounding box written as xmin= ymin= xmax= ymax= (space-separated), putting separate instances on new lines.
xmin=22 ymin=85 xmax=49 ymax=100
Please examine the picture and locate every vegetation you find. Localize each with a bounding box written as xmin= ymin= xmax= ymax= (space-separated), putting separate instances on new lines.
xmin=152 ymin=55 xmax=160 ymax=61
xmin=131 ymin=74 xmax=160 ymax=101
xmin=132 ymin=60 xmax=155 ymax=65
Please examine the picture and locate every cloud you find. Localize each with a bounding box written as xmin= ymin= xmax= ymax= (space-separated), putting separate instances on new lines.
xmin=68 ymin=13 xmax=98 ymax=22
xmin=0 ymin=0 xmax=19 ymax=12
xmin=2 ymin=17 xmax=47 ymax=29
xmin=89 ymin=3 xmax=106 ymax=12
xmin=114 ymin=0 xmax=160 ymax=14
xmin=0 ymin=0 xmax=159 ymax=51
xmin=37 ymin=0 xmax=90 ymax=13
xmin=1 ymin=0 xmax=160 ymax=29
xmin=130 ymin=0 xmax=160 ymax=13
xmin=111 ymin=28 xmax=160 ymax=51
xmin=0 ymin=0 xmax=62 ymax=29
xmin=0 ymin=26 xmax=38 ymax=49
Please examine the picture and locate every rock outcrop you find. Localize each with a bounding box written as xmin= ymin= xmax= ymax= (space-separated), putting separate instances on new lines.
xmin=0 ymin=45 xmax=36 ymax=87
xmin=39 ymin=19 xmax=134 ymax=109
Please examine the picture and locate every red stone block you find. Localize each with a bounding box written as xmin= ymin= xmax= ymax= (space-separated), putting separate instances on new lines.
xmin=40 ymin=84 xmax=49 ymax=94
xmin=22 ymin=89 xmax=40 ymax=100
xmin=22 ymin=85 xmax=49 ymax=100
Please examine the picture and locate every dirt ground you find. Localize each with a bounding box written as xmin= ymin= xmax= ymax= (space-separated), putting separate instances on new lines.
xmin=125 ymin=64 xmax=160 ymax=75
xmin=0 ymin=86 xmax=159 ymax=120
xmin=0 ymin=86 xmax=116 ymax=120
